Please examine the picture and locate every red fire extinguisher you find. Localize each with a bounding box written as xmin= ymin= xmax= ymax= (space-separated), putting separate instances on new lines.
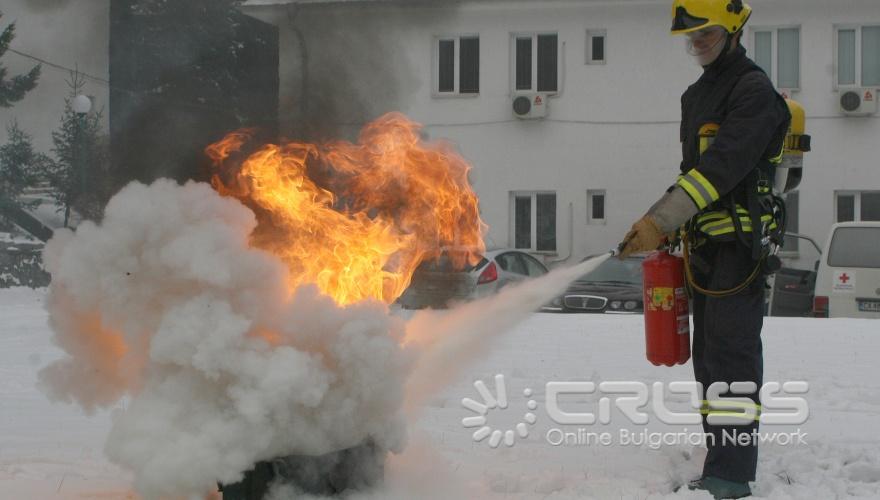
xmin=642 ymin=250 xmax=690 ymax=366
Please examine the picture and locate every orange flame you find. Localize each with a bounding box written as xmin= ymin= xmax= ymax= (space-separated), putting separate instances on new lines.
xmin=206 ymin=113 xmax=486 ymax=305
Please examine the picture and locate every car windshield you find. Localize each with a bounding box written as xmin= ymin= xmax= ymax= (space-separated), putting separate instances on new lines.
xmin=577 ymin=257 xmax=643 ymax=285
xmin=828 ymin=227 xmax=880 ymax=269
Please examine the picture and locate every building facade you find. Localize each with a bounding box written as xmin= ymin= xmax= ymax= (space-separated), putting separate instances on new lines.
xmin=243 ymin=0 xmax=880 ymax=270
xmin=4 ymin=0 xmax=876 ymax=268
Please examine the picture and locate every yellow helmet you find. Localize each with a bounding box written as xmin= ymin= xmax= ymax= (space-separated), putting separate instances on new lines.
xmin=671 ymin=0 xmax=752 ymax=35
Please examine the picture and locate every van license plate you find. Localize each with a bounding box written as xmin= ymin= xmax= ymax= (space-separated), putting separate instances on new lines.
xmin=857 ymin=299 xmax=880 ymax=312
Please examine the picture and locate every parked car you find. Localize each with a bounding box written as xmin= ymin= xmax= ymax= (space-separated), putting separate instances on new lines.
xmin=543 ymin=255 xmax=644 ymax=313
xmin=813 ymin=221 xmax=880 ymax=318
xmin=768 ymin=266 xmax=817 ymax=317
xmin=397 ymin=248 xmax=549 ymax=309
xmin=766 ymin=232 xmax=822 ymax=318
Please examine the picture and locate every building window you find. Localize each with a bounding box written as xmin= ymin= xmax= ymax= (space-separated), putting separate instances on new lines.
xmin=836 ymin=191 xmax=880 ymax=222
xmin=587 ymin=189 xmax=606 ymax=224
xmin=512 ymin=192 xmax=557 ymax=252
xmin=438 ymin=40 xmax=455 ymax=92
xmin=515 ymin=37 xmax=532 ymax=90
xmin=460 ymin=37 xmax=479 ymax=93
xmin=782 ymin=191 xmax=799 ymax=252
xmin=586 ymin=30 xmax=606 ymax=64
xmin=514 ymin=195 xmax=531 ymax=249
xmin=864 ymin=192 xmax=880 ymax=221
xmin=835 ymin=25 xmax=880 ymax=88
xmin=837 ymin=193 xmax=855 ymax=222
xmin=754 ymin=31 xmax=772 ymax=79
xmin=751 ymin=27 xmax=800 ymax=90
xmin=434 ymin=35 xmax=479 ymax=95
xmin=512 ymin=33 xmax=559 ymax=93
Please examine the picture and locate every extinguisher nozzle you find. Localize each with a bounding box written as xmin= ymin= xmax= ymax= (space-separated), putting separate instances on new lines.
xmin=613 ymin=236 xmax=633 ymax=258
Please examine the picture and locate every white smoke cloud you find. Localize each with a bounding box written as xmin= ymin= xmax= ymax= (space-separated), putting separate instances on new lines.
xmin=38 ymin=178 xmax=608 ymax=498
xmin=39 ymin=179 xmax=412 ymax=498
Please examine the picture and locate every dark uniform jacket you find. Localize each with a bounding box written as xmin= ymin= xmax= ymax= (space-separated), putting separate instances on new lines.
xmin=677 ymin=45 xmax=790 ymax=214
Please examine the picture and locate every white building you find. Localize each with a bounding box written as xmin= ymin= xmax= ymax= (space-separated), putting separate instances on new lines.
xmin=243 ymin=0 xmax=880 ymax=270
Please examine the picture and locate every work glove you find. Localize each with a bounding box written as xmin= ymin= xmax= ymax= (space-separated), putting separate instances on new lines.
xmin=618 ymin=186 xmax=699 ymax=259
xmin=618 ymin=215 xmax=666 ymax=258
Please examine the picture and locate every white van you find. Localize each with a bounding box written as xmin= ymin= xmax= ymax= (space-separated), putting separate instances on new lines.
xmin=813 ymin=221 xmax=880 ymax=318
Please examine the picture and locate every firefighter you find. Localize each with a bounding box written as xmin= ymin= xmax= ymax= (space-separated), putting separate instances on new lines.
xmin=619 ymin=0 xmax=791 ymax=498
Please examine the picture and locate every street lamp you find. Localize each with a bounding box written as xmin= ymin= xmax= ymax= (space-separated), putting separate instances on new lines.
xmin=69 ymin=94 xmax=92 ymax=227
xmin=72 ymin=94 xmax=92 ymax=115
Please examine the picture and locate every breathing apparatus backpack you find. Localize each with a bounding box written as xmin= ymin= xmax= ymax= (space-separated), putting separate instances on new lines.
xmin=680 ymin=96 xmax=810 ymax=298
xmin=759 ymin=98 xmax=810 ymax=260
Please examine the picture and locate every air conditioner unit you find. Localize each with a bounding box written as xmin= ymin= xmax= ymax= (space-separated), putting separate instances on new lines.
xmin=839 ymin=88 xmax=877 ymax=116
xmin=512 ymin=93 xmax=549 ymax=119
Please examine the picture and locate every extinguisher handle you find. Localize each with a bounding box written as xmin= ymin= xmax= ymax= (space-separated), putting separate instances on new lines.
xmin=612 ymin=241 xmax=667 ymax=259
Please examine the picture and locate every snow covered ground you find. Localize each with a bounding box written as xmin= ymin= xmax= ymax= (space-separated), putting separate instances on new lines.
xmin=2 ymin=287 xmax=879 ymax=499
xmin=0 ymin=288 xmax=131 ymax=499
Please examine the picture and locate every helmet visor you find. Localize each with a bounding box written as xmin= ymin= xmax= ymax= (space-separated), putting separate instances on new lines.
xmin=685 ymin=25 xmax=727 ymax=56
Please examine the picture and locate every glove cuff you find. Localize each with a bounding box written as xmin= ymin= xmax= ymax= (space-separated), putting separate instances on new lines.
xmin=646 ymin=186 xmax=699 ymax=233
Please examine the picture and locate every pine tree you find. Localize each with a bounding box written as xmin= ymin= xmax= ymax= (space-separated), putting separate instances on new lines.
xmin=0 ymin=11 xmax=41 ymax=108
xmin=46 ymin=72 xmax=109 ymax=227
xmin=126 ymin=0 xmax=245 ymax=105
xmin=110 ymin=0 xmax=278 ymax=184
xmin=0 ymin=120 xmax=49 ymax=209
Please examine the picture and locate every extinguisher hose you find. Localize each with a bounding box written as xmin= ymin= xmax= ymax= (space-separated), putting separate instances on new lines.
xmin=681 ymin=232 xmax=765 ymax=298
